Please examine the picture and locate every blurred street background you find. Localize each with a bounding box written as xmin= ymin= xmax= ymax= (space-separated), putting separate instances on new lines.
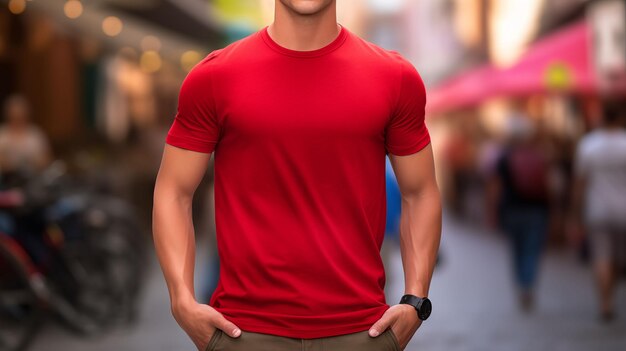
xmin=1 ymin=0 xmax=625 ymax=350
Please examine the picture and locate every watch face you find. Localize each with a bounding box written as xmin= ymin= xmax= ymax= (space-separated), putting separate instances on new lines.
xmin=418 ymin=298 xmax=432 ymax=320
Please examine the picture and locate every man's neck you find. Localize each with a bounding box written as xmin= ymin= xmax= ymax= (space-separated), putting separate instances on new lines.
xmin=268 ymin=4 xmax=339 ymax=51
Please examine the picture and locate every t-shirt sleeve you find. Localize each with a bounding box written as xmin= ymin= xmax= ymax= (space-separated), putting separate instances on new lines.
xmin=385 ymin=58 xmax=431 ymax=156
xmin=165 ymin=61 xmax=220 ymax=154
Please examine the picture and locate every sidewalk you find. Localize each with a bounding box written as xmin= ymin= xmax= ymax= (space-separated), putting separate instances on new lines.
xmin=30 ymin=214 xmax=626 ymax=351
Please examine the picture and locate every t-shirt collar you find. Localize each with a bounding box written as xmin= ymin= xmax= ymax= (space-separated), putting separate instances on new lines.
xmin=259 ymin=23 xmax=348 ymax=58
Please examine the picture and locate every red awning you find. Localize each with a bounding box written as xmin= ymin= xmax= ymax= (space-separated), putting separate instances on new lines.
xmin=426 ymin=64 xmax=499 ymax=115
xmin=427 ymin=20 xmax=597 ymax=115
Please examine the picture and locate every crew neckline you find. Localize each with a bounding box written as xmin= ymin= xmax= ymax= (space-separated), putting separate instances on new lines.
xmin=260 ymin=24 xmax=348 ymax=58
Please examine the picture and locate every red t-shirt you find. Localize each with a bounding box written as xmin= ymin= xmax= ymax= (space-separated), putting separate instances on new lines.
xmin=165 ymin=24 xmax=430 ymax=338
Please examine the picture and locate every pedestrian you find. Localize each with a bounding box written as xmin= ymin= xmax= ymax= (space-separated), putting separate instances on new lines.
xmin=570 ymin=98 xmax=626 ymax=323
xmin=0 ymin=94 xmax=53 ymax=178
xmin=152 ymin=1 xmax=442 ymax=350
xmin=490 ymin=107 xmax=553 ymax=312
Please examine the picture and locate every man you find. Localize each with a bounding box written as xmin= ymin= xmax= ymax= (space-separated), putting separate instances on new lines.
xmin=153 ymin=1 xmax=442 ymax=350
xmin=570 ymin=98 xmax=626 ymax=323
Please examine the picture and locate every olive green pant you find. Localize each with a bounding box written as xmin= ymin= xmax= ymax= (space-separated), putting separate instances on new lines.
xmin=204 ymin=328 xmax=401 ymax=351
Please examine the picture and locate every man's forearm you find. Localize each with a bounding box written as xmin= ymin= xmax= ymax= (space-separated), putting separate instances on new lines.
xmin=152 ymin=187 xmax=198 ymax=309
xmin=399 ymin=185 xmax=442 ymax=297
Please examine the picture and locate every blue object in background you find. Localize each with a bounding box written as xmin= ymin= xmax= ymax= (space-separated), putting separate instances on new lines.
xmin=0 ymin=212 xmax=15 ymax=236
xmin=385 ymin=156 xmax=402 ymax=241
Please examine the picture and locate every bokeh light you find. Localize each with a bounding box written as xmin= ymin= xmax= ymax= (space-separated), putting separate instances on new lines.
xmin=64 ymin=0 xmax=83 ymax=19
xmin=102 ymin=16 xmax=123 ymax=37
xmin=180 ymin=50 xmax=202 ymax=72
xmin=8 ymin=0 xmax=26 ymax=15
xmin=140 ymin=50 xmax=162 ymax=73
xmin=141 ymin=35 xmax=162 ymax=52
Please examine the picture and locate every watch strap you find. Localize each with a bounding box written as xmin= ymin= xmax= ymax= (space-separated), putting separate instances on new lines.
xmin=399 ymin=294 xmax=431 ymax=320
xmin=400 ymin=294 xmax=424 ymax=308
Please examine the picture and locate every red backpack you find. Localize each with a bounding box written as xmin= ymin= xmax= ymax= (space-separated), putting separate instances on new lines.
xmin=507 ymin=145 xmax=549 ymax=202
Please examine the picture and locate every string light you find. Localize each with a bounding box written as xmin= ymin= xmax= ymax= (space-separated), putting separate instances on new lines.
xmin=18 ymin=0 xmax=201 ymax=76
xmin=64 ymin=0 xmax=83 ymax=19
xmin=141 ymin=36 xmax=161 ymax=52
xmin=181 ymin=50 xmax=202 ymax=72
xmin=8 ymin=0 xmax=26 ymax=15
xmin=141 ymin=50 xmax=162 ymax=73
xmin=102 ymin=16 xmax=123 ymax=37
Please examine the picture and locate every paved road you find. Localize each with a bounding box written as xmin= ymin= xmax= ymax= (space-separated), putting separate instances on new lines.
xmin=393 ymin=216 xmax=626 ymax=351
xmin=30 ymin=214 xmax=626 ymax=351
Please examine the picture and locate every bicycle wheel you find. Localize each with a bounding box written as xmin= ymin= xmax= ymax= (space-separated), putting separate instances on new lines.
xmin=0 ymin=238 xmax=44 ymax=351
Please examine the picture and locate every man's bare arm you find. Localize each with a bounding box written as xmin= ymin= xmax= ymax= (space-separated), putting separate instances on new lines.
xmin=152 ymin=144 xmax=241 ymax=350
xmin=389 ymin=143 xmax=442 ymax=298
xmin=368 ymin=144 xmax=442 ymax=348
xmin=153 ymin=144 xmax=209 ymax=309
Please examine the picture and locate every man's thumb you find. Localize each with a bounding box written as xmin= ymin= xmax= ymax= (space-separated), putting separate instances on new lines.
xmin=215 ymin=314 xmax=242 ymax=338
xmin=369 ymin=313 xmax=392 ymax=337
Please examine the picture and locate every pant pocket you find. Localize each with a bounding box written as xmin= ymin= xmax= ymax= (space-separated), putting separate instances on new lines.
xmin=204 ymin=328 xmax=222 ymax=351
xmin=385 ymin=328 xmax=401 ymax=351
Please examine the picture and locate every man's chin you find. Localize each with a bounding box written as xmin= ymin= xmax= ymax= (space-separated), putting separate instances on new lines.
xmin=280 ymin=0 xmax=334 ymax=16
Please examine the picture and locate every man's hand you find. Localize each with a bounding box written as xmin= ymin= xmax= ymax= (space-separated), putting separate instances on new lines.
xmin=171 ymin=298 xmax=241 ymax=351
xmin=368 ymin=304 xmax=421 ymax=350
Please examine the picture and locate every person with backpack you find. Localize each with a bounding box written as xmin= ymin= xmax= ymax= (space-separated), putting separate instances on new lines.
xmin=491 ymin=108 xmax=554 ymax=312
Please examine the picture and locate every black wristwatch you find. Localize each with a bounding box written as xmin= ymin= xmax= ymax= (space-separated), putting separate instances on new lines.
xmin=399 ymin=294 xmax=432 ymax=321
